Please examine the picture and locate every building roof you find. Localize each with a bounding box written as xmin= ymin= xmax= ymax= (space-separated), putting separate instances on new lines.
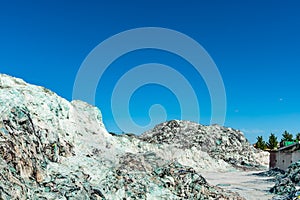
xmin=275 ymin=141 xmax=300 ymax=152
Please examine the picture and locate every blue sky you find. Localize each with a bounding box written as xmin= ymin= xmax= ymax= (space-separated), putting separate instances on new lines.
xmin=0 ymin=0 xmax=300 ymax=143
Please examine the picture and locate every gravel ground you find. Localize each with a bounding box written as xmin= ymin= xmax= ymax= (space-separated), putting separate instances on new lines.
xmin=201 ymin=171 xmax=275 ymax=200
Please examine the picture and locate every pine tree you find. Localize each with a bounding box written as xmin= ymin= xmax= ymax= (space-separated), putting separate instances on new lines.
xmin=281 ymin=130 xmax=293 ymax=142
xmin=267 ymin=133 xmax=278 ymax=149
xmin=256 ymin=136 xmax=267 ymax=150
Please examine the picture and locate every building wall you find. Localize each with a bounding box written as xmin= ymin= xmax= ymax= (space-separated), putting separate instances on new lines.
xmin=269 ymin=151 xmax=277 ymax=169
xmin=292 ymin=151 xmax=300 ymax=163
xmin=279 ymin=152 xmax=292 ymax=170
xmin=270 ymin=152 xmax=292 ymax=170
xmin=282 ymin=152 xmax=292 ymax=170
xmin=269 ymin=145 xmax=300 ymax=171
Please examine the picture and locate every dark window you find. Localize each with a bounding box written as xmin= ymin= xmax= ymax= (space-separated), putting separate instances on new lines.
xmin=283 ymin=160 xmax=285 ymax=163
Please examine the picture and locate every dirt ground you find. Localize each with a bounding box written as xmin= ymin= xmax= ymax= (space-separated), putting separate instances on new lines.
xmin=201 ymin=171 xmax=275 ymax=200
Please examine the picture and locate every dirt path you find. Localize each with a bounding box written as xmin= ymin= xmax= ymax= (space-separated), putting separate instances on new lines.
xmin=201 ymin=171 xmax=275 ymax=200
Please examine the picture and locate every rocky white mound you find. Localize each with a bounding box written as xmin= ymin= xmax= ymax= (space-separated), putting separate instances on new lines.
xmin=141 ymin=120 xmax=268 ymax=169
xmin=0 ymin=74 xmax=266 ymax=199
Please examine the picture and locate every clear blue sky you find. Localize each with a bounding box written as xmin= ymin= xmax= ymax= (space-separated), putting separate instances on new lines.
xmin=1 ymin=0 xmax=300 ymax=143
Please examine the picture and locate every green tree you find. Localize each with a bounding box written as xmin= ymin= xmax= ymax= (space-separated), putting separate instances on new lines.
xmin=267 ymin=133 xmax=278 ymax=149
xmin=281 ymin=130 xmax=293 ymax=142
xmin=256 ymin=136 xmax=267 ymax=150
xmin=296 ymin=133 xmax=300 ymax=141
